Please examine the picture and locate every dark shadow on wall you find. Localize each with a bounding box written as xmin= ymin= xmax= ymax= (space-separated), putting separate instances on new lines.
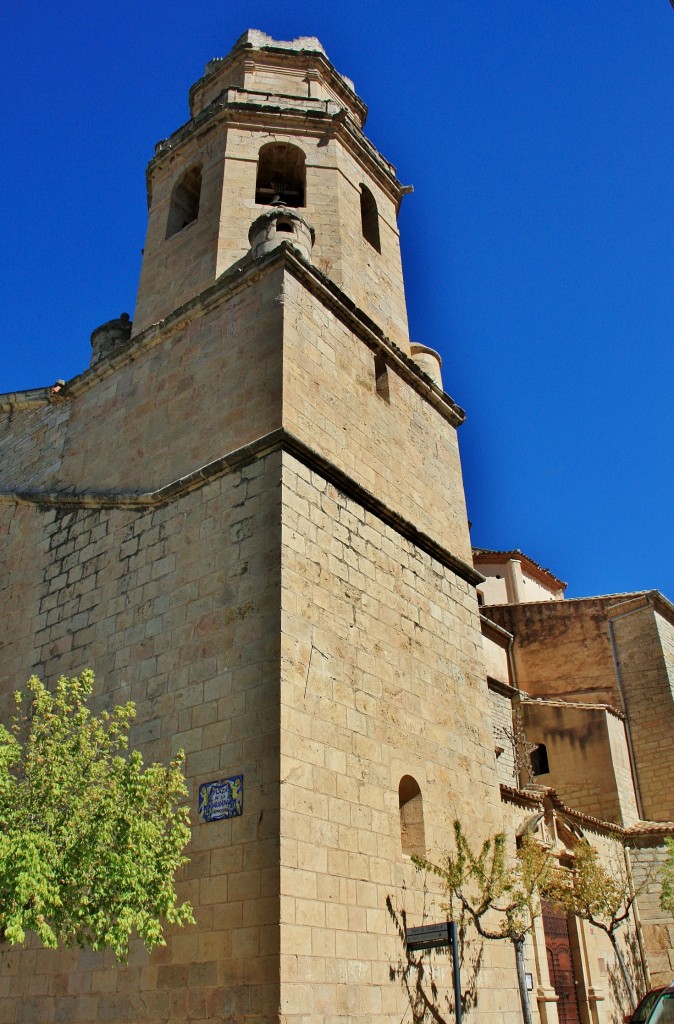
xmin=386 ymin=894 xmax=483 ymax=1022
xmin=607 ymin=928 xmax=647 ymax=1019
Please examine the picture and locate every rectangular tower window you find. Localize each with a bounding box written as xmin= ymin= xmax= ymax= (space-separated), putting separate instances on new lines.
xmin=374 ymin=352 xmax=390 ymax=402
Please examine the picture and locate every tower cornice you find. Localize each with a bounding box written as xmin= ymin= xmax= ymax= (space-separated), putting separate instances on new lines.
xmin=24 ymin=243 xmax=463 ymax=429
xmin=189 ymin=30 xmax=368 ymax=127
xmin=147 ymin=93 xmax=406 ymax=210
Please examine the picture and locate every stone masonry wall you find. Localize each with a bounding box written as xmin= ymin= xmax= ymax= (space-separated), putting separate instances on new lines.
xmin=612 ymin=604 xmax=674 ymax=822
xmin=0 ymin=452 xmax=282 ymax=1024
xmin=278 ymin=452 xmax=517 ymax=1024
xmin=134 ymin=130 xmax=227 ymax=333
xmin=138 ymin=113 xmax=410 ymax=351
xmin=282 ymin=269 xmax=471 ymax=567
xmin=486 ymin=599 xmax=621 ymax=706
xmin=214 ymin=125 xmax=411 ymax=350
xmin=606 ymin=710 xmax=641 ymax=828
xmin=0 ymin=264 xmax=284 ymax=496
xmin=521 ymin=703 xmax=637 ymax=825
xmin=0 ymin=399 xmax=72 ymax=491
xmin=332 ymin=143 xmax=409 ymax=349
xmin=489 ymin=687 xmax=518 ymax=788
xmin=629 ymin=842 xmax=674 ymax=989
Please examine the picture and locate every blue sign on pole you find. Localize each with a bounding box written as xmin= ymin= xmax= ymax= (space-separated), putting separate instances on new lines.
xmin=198 ymin=775 xmax=243 ymax=823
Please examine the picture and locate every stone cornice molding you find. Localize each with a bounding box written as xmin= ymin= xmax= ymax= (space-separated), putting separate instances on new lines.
xmin=189 ymin=34 xmax=368 ymax=128
xmin=148 ymin=97 xmax=405 ymax=211
xmin=0 ymin=429 xmax=482 ymax=588
xmin=2 ymin=245 xmax=464 ymax=428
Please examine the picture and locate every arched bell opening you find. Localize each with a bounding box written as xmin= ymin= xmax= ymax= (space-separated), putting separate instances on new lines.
xmin=166 ymin=165 xmax=202 ymax=239
xmin=255 ymin=143 xmax=306 ymax=207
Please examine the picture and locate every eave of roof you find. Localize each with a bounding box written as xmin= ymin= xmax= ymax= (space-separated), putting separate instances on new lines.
xmin=472 ymin=547 xmax=567 ymax=592
xmin=500 ymin=784 xmax=674 ymax=841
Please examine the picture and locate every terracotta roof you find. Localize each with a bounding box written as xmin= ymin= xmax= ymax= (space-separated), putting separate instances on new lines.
xmin=500 ymin=784 xmax=674 ymax=840
xmin=624 ymin=820 xmax=674 ymax=837
xmin=472 ymin=547 xmax=567 ymax=591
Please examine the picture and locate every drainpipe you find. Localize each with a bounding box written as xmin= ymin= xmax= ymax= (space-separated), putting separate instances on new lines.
xmin=505 ymin=631 xmax=530 ymax=789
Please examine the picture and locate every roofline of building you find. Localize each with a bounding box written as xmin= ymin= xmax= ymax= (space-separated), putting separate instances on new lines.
xmin=1 ymin=242 xmax=465 ymax=425
xmin=501 ymin=784 xmax=674 ymax=842
xmin=190 ymin=31 xmax=368 ymax=127
xmin=472 ymin=547 xmax=567 ymax=592
xmin=483 ymin=588 xmax=674 ymax=628
xmin=519 ymin=695 xmax=626 ymax=721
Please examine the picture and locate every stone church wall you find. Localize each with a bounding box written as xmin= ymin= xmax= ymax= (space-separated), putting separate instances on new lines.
xmin=278 ymin=451 xmax=514 ymax=1022
xmin=0 ymin=264 xmax=285 ymax=497
xmin=629 ymin=841 xmax=674 ymax=989
xmin=486 ymin=599 xmax=620 ymax=707
xmin=281 ymin=270 xmax=472 ymax=567
xmin=488 ymin=687 xmax=518 ymax=788
xmin=0 ymin=400 xmax=72 ymax=491
xmin=521 ymin=702 xmax=638 ymax=826
xmin=613 ymin=604 xmax=674 ymax=823
xmin=0 ymin=450 xmax=283 ymax=1024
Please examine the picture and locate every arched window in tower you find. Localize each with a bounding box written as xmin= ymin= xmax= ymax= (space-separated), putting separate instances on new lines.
xmin=399 ymin=775 xmax=425 ymax=857
xmin=165 ymin=165 xmax=202 ymax=239
xmin=360 ymin=184 xmax=381 ymax=252
xmin=255 ymin=143 xmax=306 ymax=207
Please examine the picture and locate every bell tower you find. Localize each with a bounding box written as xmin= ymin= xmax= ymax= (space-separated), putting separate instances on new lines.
xmin=0 ymin=30 xmax=509 ymax=1024
xmin=134 ymin=30 xmax=411 ymax=349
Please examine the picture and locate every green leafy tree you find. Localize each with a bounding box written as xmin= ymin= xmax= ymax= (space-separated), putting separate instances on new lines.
xmin=415 ymin=820 xmax=555 ymax=1024
xmin=659 ymin=837 xmax=674 ymax=915
xmin=0 ymin=671 xmax=193 ymax=960
xmin=548 ymin=840 xmax=644 ymax=1010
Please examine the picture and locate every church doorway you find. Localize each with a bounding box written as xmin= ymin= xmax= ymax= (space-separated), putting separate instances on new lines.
xmin=542 ymin=899 xmax=583 ymax=1024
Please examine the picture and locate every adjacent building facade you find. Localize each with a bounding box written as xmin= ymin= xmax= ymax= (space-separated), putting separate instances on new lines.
xmin=479 ymin=554 xmax=674 ymax=1021
xmin=0 ymin=29 xmax=672 ymax=1024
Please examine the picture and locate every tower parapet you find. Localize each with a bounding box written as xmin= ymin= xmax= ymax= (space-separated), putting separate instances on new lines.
xmin=189 ymin=30 xmax=365 ymax=126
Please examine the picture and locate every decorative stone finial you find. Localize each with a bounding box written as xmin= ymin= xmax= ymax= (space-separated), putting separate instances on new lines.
xmin=248 ymin=207 xmax=315 ymax=263
xmin=410 ymin=344 xmax=443 ymax=389
xmin=90 ymin=313 xmax=132 ymax=367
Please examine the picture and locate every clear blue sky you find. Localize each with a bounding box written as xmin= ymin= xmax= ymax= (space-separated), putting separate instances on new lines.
xmin=1 ymin=1 xmax=672 ymax=600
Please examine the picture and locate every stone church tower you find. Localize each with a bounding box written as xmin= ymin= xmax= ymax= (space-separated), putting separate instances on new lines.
xmin=0 ymin=31 xmax=511 ymax=1023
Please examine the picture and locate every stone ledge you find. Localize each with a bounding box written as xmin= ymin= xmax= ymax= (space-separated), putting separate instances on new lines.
xmin=0 ymin=427 xmax=481 ymax=588
xmin=3 ymin=244 xmax=464 ymax=429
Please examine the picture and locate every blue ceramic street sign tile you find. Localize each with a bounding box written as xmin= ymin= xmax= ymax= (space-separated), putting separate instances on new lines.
xmin=198 ymin=775 xmax=243 ymax=823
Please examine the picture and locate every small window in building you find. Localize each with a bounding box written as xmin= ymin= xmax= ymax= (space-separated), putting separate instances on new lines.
xmin=374 ymin=352 xmax=390 ymax=401
xmin=255 ymin=143 xmax=306 ymax=207
xmin=165 ymin=165 xmax=202 ymax=239
xmin=275 ymin=220 xmax=294 ymax=233
xmin=399 ymin=775 xmax=425 ymax=857
xmin=530 ymin=743 xmax=549 ymax=776
xmin=360 ymin=184 xmax=381 ymax=252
